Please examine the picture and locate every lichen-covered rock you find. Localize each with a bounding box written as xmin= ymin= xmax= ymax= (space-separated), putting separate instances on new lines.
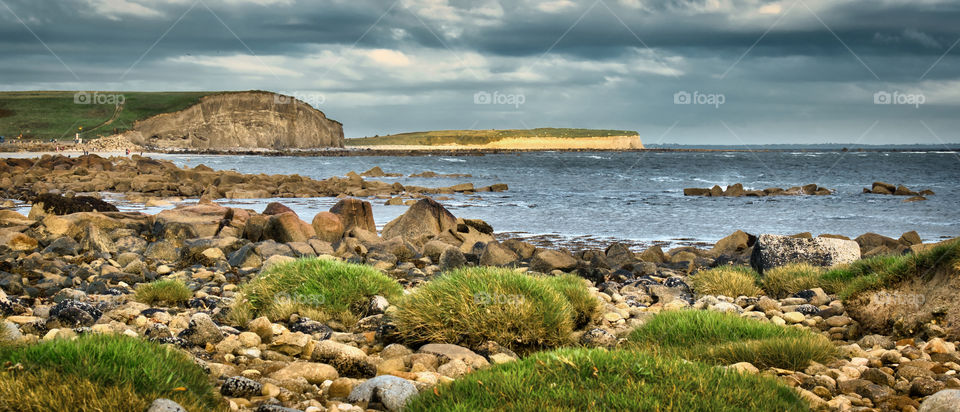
xmin=348 ymin=375 xmax=418 ymax=412
xmin=750 ymin=233 xmax=860 ymax=273
xmin=220 ymin=376 xmax=262 ymax=397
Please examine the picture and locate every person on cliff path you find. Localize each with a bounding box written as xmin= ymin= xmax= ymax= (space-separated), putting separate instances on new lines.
xmin=126 ymin=148 xmax=130 ymax=156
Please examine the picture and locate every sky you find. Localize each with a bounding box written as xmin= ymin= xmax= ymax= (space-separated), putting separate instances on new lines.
xmin=1 ymin=0 xmax=959 ymax=144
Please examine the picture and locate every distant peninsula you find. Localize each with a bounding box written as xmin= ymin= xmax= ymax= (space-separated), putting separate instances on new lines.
xmin=346 ymin=128 xmax=643 ymax=150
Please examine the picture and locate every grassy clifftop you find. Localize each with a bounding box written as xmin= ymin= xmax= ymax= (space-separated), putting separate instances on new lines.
xmin=0 ymin=91 xmax=214 ymax=140
xmin=346 ymin=128 xmax=639 ymax=146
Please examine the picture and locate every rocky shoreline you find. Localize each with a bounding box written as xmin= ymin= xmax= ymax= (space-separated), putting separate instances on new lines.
xmin=0 ymin=155 xmax=958 ymax=411
xmin=0 ymin=187 xmax=958 ymax=410
xmin=0 ymin=155 xmax=507 ymax=204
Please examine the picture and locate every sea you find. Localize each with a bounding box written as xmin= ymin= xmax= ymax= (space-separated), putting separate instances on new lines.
xmin=114 ymin=150 xmax=960 ymax=250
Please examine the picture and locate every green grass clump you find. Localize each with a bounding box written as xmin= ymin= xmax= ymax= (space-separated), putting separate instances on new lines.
xmin=542 ymin=273 xmax=601 ymax=329
xmin=690 ymin=265 xmax=763 ymax=298
xmin=393 ymin=267 xmax=598 ymax=354
xmin=134 ymin=279 xmax=193 ymax=306
xmin=822 ymin=239 xmax=960 ymax=300
xmin=405 ymin=347 xmax=808 ymax=412
xmin=229 ymin=258 xmax=402 ymax=326
xmin=346 ymin=128 xmax=638 ymax=146
xmin=628 ymin=310 xmax=834 ymax=370
xmin=762 ymin=263 xmax=825 ymax=298
xmin=0 ymin=334 xmax=224 ymax=411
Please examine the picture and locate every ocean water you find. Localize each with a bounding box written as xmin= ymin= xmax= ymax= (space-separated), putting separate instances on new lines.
xmin=137 ymin=151 xmax=960 ymax=249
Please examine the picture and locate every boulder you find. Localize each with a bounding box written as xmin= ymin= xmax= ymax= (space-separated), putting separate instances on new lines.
xmin=683 ymin=188 xmax=710 ymax=196
xmin=348 ymin=375 xmax=418 ymax=412
xmin=178 ymin=313 xmax=224 ymax=346
xmin=478 ymin=241 xmax=520 ymax=267
xmin=439 ymin=247 xmax=467 ymax=271
xmin=604 ymin=243 xmax=635 ymax=269
xmin=312 ymin=340 xmax=375 ymax=377
xmin=329 ymin=198 xmax=376 ymax=232
xmin=262 ymin=202 xmax=295 ymax=216
xmin=918 ymin=389 xmax=960 ymax=412
xmin=0 ymin=230 xmax=38 ymax=252
xmin=418 ymin=343 xmax=489 ymax=369
xmin=530 ymin=249 xmax=578 ymax=273
xmin=311 ymin=211 xmax=345 ymax=243
xmin=502 ymin=239 xmax=536 ymax=260
xmin=263 ymin=212 xmax=315 ymax=243
xmin=750 ymin=234 xmax=860 ymax=273
xmin=33 ymin=193 xmax=118 ymax=215
xmin=712 ymin=230 xmax=754 ymax=255
xmin=381 ymin=198 xmax=457 ymax=244
xmin=269 ymin=362 xmax=338 ymax=384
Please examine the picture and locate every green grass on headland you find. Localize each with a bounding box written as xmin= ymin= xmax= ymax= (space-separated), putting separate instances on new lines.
xmin=404 ymin=347 xmax=808 ymax=412
xmin=0 ymin=91 xmax=214 ymax=140
xmin=0 ymin=334 xmax=225 ymax=411
xmin=345 ymin=128 xmax=639 ymax=146
xmin=628 ymin=310 xmax=835 ymax=370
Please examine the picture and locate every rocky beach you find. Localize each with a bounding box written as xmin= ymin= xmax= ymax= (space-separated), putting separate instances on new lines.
xmin=0 ymin=151 xmax=956 ymax=411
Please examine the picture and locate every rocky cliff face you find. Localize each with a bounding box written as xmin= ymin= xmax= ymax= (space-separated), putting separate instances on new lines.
xmin=122 ymin=91 xmax=343 ymax=150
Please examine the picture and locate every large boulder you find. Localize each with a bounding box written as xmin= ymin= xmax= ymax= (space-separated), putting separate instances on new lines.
xmin=33 ymin=193 xmax=118 ymax=215
xmin=312 ymin=211 xmax=345 ymax=243
xmin=330 ymin=198 xmax=376 ymax=233
xmin=750 ymin=234 xmax=860 ymax=274
xmin=348 ymin=375 xmax=418 ymax=412
xmin=381 ymin=198 xmax=457 ymax=244
xmin=478 ymin=241 xmax=520 ymax=267
xmin=263 ymin=212 xmax=315 ymax=243
xmin=711 ymin=230 xmax=755 ymax=255
xmin=919 ymin=389 xmax=960 ymax=412
xmin=530 ymin=249 xmax=578 ymax=273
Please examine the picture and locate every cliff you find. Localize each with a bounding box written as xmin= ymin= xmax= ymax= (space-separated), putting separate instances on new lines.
xmin=121 ymin=91 xmax=343 ymax=150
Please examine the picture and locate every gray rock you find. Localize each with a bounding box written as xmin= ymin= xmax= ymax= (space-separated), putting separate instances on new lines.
xmin=439 ymin=247 xmax=466 ymax=271
xmin=919 ymin=389 xmax=960 ymax=412
xmin=750 ymin=234 xmax=860 ymax=273
xmin=255 ymin=406 xmax=302 ymax=412
xmin=178 ymin=313 xmax=224 ymax=346
xmin=530 ymin=249 xmax=578 ymax=273
xmin=220 ymin=376 xmax=262 ymax=397
xmin=418 ymin=343 xmax=489 ymax=369
xmin=42 ymin=237 xmax=80 ymax=255
xmin=48 ymin=299 xmax=102 ymax=327
xmin=147 ymin=398 xmax=187 ymax=412
xmin=348 ymin=375 xmax=418 ymax=412
xmin=858 ymin=334 xmax=895 ymax=350
xmin=579 ymin=328 xmax=617 ymax=348
xmin=478 ymin=241 xmax=519 ymax=267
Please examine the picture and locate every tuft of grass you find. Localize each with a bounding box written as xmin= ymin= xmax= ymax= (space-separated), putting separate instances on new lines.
xmin=542 ymin=273 xmax=601 ymax=329
xmin=628 ymin=310 xmax=834 ymax=370
xmin=134 ymin=279 xmax=193 ymax=306
xmin=0 ymin=334 xmax=224 ymax=411
xmin=0 ymin=320 xmax=13 ymax=343
xmin=690 ymin=265 xmax=763 ymax=298
xmin=762 ymin=263 xmax=824 ymax=298
xmin=229 ymin=258 xmax=402 ymax=326
xmin=393 ymin=267 xmax=597 ymax=354
xmin=822 ymin=239 xmax=960 ymax=300
xmin=405 ymin=347 xmax=808 ymax=412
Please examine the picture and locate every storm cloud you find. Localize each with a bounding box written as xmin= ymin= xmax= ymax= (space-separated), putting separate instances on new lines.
xmin=1 ymin=0 xmax=958 ymax=144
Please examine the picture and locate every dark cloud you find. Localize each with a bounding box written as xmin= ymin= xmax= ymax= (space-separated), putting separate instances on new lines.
xmin=0 ymin=0 xmax=958 ymax=143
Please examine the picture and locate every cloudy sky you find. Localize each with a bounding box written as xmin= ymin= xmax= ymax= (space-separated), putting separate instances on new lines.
xmin=1 ymin=0 xmax=958 ymax=144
